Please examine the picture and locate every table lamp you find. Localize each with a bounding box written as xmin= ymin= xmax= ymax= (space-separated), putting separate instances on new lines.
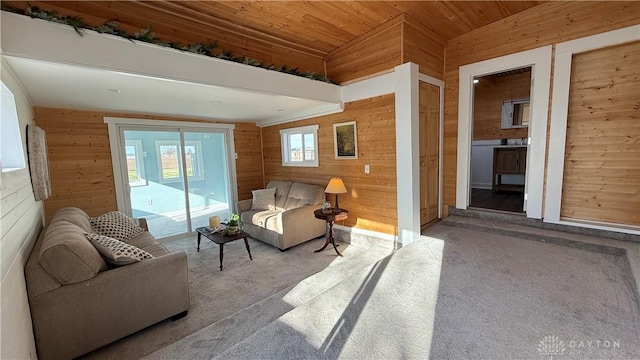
xmin=325 ymin=178 xmax=347 ymax=210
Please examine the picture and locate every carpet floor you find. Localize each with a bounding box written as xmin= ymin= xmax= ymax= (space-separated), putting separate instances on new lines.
xmin=81 ymin=235 xmax=395 ymax=359
xmin=82 ymin=224 xmax=639 ymax=359
xmin=425 ymin=224 xmax=640 ymax=360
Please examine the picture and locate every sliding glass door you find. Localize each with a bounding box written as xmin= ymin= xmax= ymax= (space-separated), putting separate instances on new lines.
xmin=184 ymin=131 xmax=231 ymax=232
xmin=121 ymin=127 xmax=233 ymax=239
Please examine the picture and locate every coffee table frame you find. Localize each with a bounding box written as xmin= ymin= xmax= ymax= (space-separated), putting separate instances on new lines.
xmin=196 ymin=227 xmax=253 ymax=271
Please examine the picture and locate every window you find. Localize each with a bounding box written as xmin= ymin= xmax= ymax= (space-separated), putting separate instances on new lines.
xmin=280 ymin=125 xmax=319 ymax=167
xmin=125 ymin=140 xmax=146 ymax=186
xmin=155 ymin=140 xmax=204 ymax=183
xmin=1 ymin=81 xmax=26 ymax=172
xmin=501 ymin=98 xmax=530 ymax=129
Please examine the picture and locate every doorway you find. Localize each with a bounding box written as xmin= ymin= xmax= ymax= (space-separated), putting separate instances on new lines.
xmin=469 ymin=67 xmax=532 ymax=213
xmin=456 ymin=45 xmax=552 ymax=220
xmin=106 ymin=118 xmax=237 ymax=240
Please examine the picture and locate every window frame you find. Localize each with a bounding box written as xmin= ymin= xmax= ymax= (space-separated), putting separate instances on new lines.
xmin=155 ymin=140 xmax=205 ymax=183
xmin=124 ymin=140 xmax=147 ymax=187
xmin=280 ymin=125 xmax=319 ymax=167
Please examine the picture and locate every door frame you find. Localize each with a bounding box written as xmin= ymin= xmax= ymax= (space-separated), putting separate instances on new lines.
xmin=456 ymin=46 xmax=552 ymax=219
xmin=104 ymin=117 xmax=237 ymax=239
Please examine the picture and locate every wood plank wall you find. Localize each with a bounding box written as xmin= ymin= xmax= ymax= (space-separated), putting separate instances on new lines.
xmin=34 ymin=107 xmax=262 ymax=222
xmin=402 ymin=14 xmax=446 ymax=80
xmin=473 ymin=71 xmax=531 ymax=140
xmin=443 ymin=1 xmax=640 ymax=211
xmin=325 ymin=13 xmax=446 ymax=83
xmin=561 ymin=41 xmax=640 ymax=225
xmin=325 ymin=16 xmax=403 ymax=84
xmin=261 ymin=95 xmax=397 ymax=235
xmin=4 ymin=1 xmax=325 ymax=75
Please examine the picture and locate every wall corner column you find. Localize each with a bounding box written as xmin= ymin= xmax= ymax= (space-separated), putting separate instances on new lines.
xmin=394 ymin=62 xmax=420 ymax=244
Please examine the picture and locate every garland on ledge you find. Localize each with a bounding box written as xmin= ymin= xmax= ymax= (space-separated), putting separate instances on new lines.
xmin=2 ymin=4 xmax=336 ymax=84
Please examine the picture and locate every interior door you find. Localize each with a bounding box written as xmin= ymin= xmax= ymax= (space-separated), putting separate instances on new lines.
xmin=419 ymin=82 xmax=440 ymax=226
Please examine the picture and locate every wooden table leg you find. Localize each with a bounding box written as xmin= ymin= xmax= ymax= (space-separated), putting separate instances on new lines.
xmin=314 ymin=220 xmax=331 ymax=253
xmin=219 ymin=244 xmax=224 ymax=271
xmin=197 ymin=232 xmax=201 ymax=252
xmin=328 ymin=221 xmax=342 ymax=257
xmin=244 ymin=237 xmax=253 ymax=260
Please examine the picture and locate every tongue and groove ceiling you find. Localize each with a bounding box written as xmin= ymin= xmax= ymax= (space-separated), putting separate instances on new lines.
xmin=2 ymin=1 xmax=543 ymax=122
xmin=10 ymin=1 xmax=542 ymax=55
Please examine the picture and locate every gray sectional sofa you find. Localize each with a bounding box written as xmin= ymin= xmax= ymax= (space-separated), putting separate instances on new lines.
xmin=236 ymin=180 xmax=327 ymax=250
xmin=24 ymin=207 xmax=189 ymax=360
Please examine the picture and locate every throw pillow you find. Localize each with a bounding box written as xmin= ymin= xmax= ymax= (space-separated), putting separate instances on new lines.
xmin=90 ymin=211 xmax=144 ymax=241
xmin=85 ymin=233 xmax=154 ymax=266
xmin=251 ymin=188 xmax=276 ymax=211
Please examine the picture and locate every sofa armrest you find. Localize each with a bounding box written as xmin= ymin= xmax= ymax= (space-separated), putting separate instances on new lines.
xmin=280 ymin=204 xmax=326 ymax=246
xmin=29 ymin=252 xmax=189 ymax=359
xmin=236 ymin=199 xmax=253 ymax=213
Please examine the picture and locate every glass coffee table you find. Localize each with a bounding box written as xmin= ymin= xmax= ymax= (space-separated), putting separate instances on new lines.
xmin=196 ymin=227 xmax=253 ymax=271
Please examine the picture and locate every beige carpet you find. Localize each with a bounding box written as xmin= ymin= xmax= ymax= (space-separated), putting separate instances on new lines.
xmin=83 ymin=224 xmax=639 ymax=359
xmin=81 ymin=235 xmax=395 ymax=359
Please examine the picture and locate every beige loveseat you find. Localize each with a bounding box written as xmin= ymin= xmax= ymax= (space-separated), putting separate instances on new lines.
xmin=24 ymin=207 xmax=189 ymax=360
xmin=236 ymin=181 xmax=327 ymax=250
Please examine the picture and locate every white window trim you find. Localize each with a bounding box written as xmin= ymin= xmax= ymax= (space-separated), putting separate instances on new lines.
xmin=155 ymin=140 xmax=205 ymax=183
xmin=544 ymin=24 xmax=640 ymax=234
xmin=280 ymin=124 xmax=319 ymax=167
xmin=0 ymin=80 xmax=26 ymax=172
xmin=104 ymin=117 xmax=237 ymax=216
xmin=457 ymin=45 xmax=552 ymax=219
xmin=125 ymin=139 xmax=146 ymax=187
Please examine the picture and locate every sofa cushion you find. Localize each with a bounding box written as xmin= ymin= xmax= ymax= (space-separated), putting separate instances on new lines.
xmin=266 ymin=181 xmax=292 ymax=209
xmin=251 ymin=188 xmax=276 ymax=211
xmin=86 ymin=233 xmax=154 ymax=266
xmin=90 ymin=211 xmax=145 ymax=241
xmin=241 ymin=209 xmax=282 ymax=233
xmin=284 ymin=182 xmax=324 ymax=210
xmin=39 ymin=221 xmax=108 ymax=284
xmin=128 ymin=232 xmax=171 ymax=257
xmin=50 ymin=207 xmax=92 ymax=233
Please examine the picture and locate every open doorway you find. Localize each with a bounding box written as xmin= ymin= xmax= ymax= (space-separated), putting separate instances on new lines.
xmin=469 ymin=67 xmax=532 ymax=213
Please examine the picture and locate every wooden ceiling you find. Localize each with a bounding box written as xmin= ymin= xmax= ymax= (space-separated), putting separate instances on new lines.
xmin=6 ymin=1 xmax=543 ymax=56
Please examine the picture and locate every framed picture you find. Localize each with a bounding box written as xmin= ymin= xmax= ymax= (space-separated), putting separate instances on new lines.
xmin=333 ymin=121 xmax=358 ymax=159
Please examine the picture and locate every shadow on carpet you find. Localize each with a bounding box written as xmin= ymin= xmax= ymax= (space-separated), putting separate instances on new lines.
xmin=80 ymin=236 xmax=362 ymax=359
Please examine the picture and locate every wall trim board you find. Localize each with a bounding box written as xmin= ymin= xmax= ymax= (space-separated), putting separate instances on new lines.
xmin=341 ymin=72 xmax=396 ymax=102
xmin=544 ymin=24 xmax=640 ymax=228
xmin=1 ymin=11 xmax=342 ymax=111
xmin=456 ymin=45 xmax=552 ymax=220
xmin=395 ymin=63 xmax=421 ymax=244
xmin=103 ymin=117 xmax=239 ymax=227
xmin=257 ymin=103 xmax=344 ymax=128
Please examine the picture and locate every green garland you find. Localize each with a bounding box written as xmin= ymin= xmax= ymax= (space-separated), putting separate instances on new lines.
xmin=2 ymin=4 xmax=336 ymax=84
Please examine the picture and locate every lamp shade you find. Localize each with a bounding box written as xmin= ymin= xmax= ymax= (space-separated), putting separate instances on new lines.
xmin=325 ymin=178 xmax=347 ymax=194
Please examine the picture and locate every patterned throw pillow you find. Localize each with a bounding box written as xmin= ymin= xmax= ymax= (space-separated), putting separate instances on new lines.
xmin=85 ymin=233 xmax=154 ymax=266
xmin=90 ymin=211 xmax=144 ymax=241
xmin=251 ymin=188 xmax=276 ymax=211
